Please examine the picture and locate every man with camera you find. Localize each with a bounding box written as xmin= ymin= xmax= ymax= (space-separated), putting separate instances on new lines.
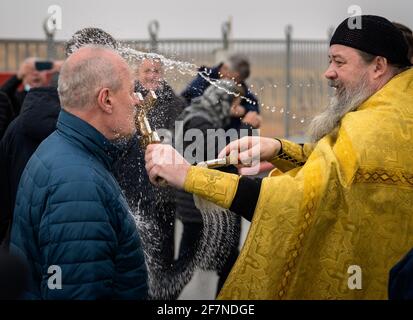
xmin=0 ymin=58 xmax=60 ymax=120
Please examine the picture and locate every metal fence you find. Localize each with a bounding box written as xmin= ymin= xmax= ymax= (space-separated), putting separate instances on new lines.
xmin=0 ymin=25 xmax=333 ymax=139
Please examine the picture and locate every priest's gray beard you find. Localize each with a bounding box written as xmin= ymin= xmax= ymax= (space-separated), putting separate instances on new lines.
xmin=308 ymin=72 xmax=374 ymax=142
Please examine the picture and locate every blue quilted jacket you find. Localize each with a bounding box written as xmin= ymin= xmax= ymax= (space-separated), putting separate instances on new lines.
xmin=10 ymin=110 xmax=148 ymax=300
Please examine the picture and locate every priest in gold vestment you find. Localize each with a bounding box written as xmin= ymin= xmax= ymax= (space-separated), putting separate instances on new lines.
xmin=145 ymin=15 xmax=413 ymax=299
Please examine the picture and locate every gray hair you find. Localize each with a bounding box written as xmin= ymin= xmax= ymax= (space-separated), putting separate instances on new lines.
xmin=307 ymin=71 xmax=373 ymax=142
xmin=58 ymin=45 xmax=123 ymax=109
xmin=65 ymin=27 xmax=118 ymax=56
xmin=224 ymin=53 xmax=251 ymax=81
xmin=356 ymin=49 xmax=409 ymax=76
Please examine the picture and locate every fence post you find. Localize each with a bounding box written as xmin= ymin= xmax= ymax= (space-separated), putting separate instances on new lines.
xmin=148 ymin=20 xmax=159 ymax=52
xmin=222 ymin=18 xmax=232 ymax=50
xmin=285 ymin=25 xmax=293 ymax=138
xmin=43 ymin=18 xmax=56 ymax=59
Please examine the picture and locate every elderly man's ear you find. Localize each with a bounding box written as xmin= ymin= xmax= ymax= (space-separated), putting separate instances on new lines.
xmin=97 ymin=88 xmax=113 ymax=114
xmin=372 ymin=56 xmax=389 ymax=79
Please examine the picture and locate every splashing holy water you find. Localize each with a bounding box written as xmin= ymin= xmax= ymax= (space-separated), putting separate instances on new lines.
xmin=117 ymin=45 xmax=241 ymax=299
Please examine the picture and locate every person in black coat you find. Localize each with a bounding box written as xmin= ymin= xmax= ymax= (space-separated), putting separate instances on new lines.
xmin=174 ymin=79 xmax=251 ymax=296
xmin=134 ymin=56 xmax=185 ymax=133
xmin=113 ymin=56 xmax=185 ymax=299
xmin=0 ymin=58 xmax=49 ymax=122
xmin=0 ymin=91 xmax=13 ymax=140
xmin=0 ymin=87 xmax=60 ymax=246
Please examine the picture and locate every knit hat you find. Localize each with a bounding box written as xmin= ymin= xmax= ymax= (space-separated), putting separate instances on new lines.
xmin=330 ymin=15 xmax=411 ymax=66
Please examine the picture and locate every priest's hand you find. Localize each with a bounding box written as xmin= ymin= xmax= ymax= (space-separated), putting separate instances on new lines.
xmin=218 ymin=136 xmax=281 ymax=167
xmin=145 ymin=144 xmax=191 ymax=189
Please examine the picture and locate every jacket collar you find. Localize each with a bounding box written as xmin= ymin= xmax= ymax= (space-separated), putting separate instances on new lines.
xmin=56 ymin=109 xmax=121 ymax=170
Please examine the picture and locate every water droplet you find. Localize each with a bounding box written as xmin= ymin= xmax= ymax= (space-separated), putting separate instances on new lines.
xmin=280 ymin=108 xmax=284 ymax=113
xmin=300 ymin=119 xmax=305 ymax=123
xmin=292 ymin=114 xmax=297 ymax=119
xmin=270 ymin=107 xmax=276 ymax=113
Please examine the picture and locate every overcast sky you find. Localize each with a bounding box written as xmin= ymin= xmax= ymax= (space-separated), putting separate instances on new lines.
xmin=1 ymin=0 xmax=412 ymax=40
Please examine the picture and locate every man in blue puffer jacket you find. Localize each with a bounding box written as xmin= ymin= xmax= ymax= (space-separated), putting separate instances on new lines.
xmin=9 ymin=46 xmax=148 ymax=299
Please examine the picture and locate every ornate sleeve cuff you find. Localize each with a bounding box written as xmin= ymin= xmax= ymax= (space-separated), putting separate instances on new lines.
xmin=184 ymin=166 xmax=240 ymax=209
xmin=269 ymin=139 xmax=307 ymax=171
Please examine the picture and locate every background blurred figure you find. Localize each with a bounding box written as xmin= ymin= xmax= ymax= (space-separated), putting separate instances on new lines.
xmin=181 ymin=53 xmax=261 ymax=130
xmin=135 ymin=55 xmax=185 ymax=131
xmin=0 ymin=87 xmax=60 ymax=247
xmin=393 ymin=22 xmax=413 ymax=64
xmin=113 ymin=55 xmax=185 ymax=299
xmin=0 ymin=58 xmax=50 ymax=132
xmin=0 ymin=91 xmax=13 ymax=140
xmin=174 ymin=80 xmax=246 ymax=297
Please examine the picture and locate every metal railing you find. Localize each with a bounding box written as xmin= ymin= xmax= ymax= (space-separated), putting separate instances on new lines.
xmin=0 ymin=22 xmax=333 ymax=139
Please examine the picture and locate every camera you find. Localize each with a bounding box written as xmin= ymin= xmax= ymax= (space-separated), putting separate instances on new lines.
xmin=35 ymin=61 xmax=54 ymax=71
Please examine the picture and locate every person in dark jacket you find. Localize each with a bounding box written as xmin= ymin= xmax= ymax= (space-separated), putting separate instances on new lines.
xmin=180 ymin=53 xmax=261 ymax=130
xmin=174 ymin=79 xmax=248 ymax=296
xmin=0 ymin=91 xmax=13 ymax=139
xmin=9 ymin=46 xmax=148 ymax=299
xmin=0 ymin=87 xmax=60 ymax=245
xmin=0 ymin=58 xmax=49 ymax=121
xmin=134 ymin=57 xmax=185 ymax=134
xmin=389 ymin=248 xmax=413 ymax=299
xmin=113 ymin=56 xmax=185 ymax=299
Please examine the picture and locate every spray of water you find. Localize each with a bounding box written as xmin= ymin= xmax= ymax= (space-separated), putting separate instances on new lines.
xmin=112 ymin=46 xmax=241 ymax=298
xmin=116 ymin=44 xmax=310 ymax=299
xmin=130 ymin=192 xmax=238 ymax=300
